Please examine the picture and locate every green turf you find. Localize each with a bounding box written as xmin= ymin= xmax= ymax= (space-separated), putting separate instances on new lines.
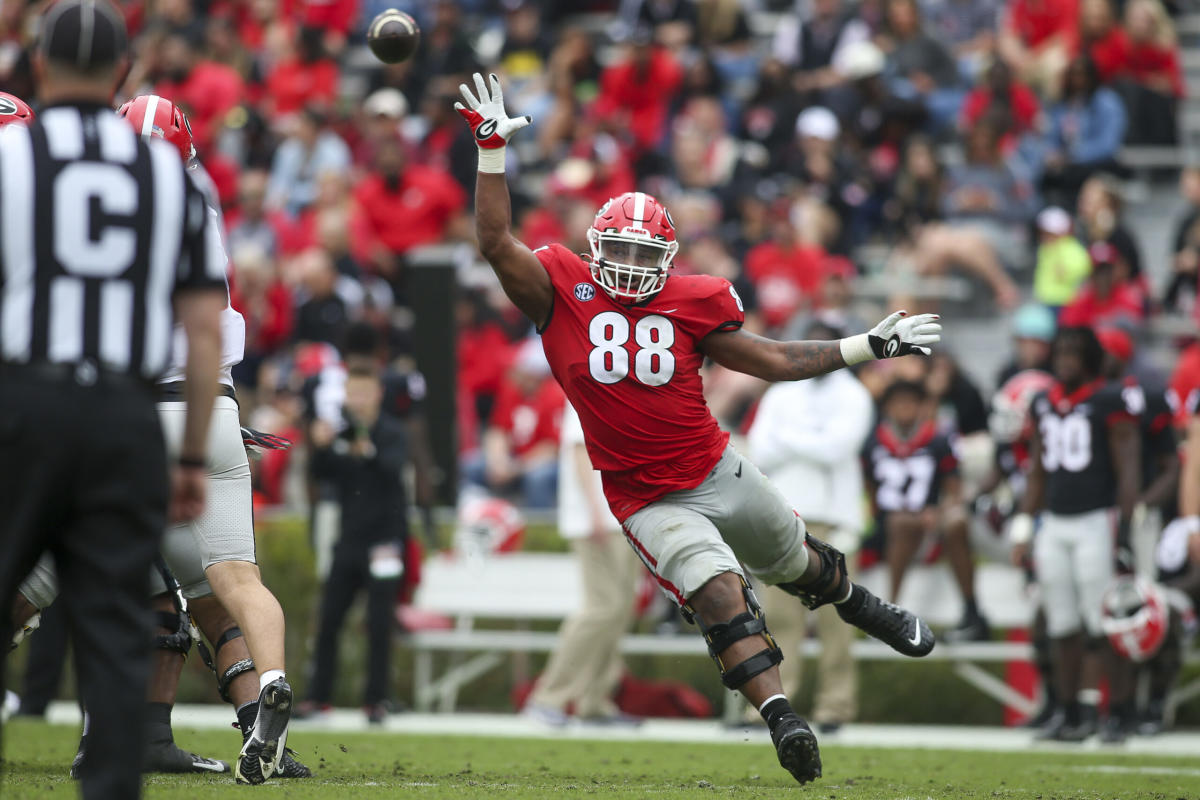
xmin=4 ymin=719 xmax=1200 ymax=799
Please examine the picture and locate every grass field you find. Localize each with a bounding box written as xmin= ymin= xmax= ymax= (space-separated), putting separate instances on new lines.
xmin=4 ymin=718 xmax=1200 ymax=799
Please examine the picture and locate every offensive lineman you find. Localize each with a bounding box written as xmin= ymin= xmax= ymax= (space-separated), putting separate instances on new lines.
xmin=456 ymin=73 xmax=940 ymax=784
xmin=7 ymin=94 xmax=306 ymax=783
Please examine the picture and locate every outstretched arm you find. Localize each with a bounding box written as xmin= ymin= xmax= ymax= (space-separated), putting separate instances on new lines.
xmin=457 ymin=73 xmax=552 ymax=328
xmin=699 ymin=310 xmax=941 ymax=382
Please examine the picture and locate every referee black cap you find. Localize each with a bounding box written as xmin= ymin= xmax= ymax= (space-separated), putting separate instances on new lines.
xmin=39 ymin=0 xmax=128 ymax=70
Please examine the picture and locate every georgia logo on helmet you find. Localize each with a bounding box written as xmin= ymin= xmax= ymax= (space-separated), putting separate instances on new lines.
xmin=1101 ymin=576 xmax=1169 ymax=662
xmin=586 ymin=191 xmax=680 ymax=304
xmin=116 ymin=95 xmax=197 ymax=166
xmin=989 ymin=369 xmax=1056 ymax=445
xmin=0 ymin=92 xmax=34 ymax=128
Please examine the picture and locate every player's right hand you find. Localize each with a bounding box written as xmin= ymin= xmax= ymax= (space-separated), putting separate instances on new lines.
xmin=455 ymin=72 xmax=531 ymax=149
xmin=169 ymin=463 xmax=207 ymax=523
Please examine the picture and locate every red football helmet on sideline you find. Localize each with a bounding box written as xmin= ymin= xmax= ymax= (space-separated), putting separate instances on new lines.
xmin=0 ymin=92 xmax=34 ymax=128
xmin=117 ymin=94 xmax=196 ymax=165
xmin=1101 ymin=576 xmax=1169 ymax=662
xmin=587 ymin=191 xmax=680 ymax=303
xmin=989 ymin=369 xmax=1056 ymax=444
xmin=454 ymin=496 xmax=525 ymax=559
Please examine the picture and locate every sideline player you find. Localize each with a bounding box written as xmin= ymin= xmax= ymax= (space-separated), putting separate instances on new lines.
xmin=1009 ymin=327 xmax=1143 ymax=741
xmin=455 ymin=73 xmax=940 ymax=784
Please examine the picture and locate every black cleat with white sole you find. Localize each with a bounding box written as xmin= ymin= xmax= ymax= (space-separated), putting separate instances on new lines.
xmin=236 ymin=678 xmax=293 ymax=785
xmin=144 ymin=739 xmax=230 ymax=774
xmin=771 ymin=713 xmax=822 ymax=785
xmin=275 ymin=747 xmax=313 ymax=778
xmin=836 ymin=584 xmax=935 ymax=657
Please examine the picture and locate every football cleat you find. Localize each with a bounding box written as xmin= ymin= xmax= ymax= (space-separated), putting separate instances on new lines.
xmin=944 ymin=610 xmax=991 ymax=643
xmin=236 ymin=678 xmax=293 ymax=785
xmin=836 ymin=585 xmax=935 ymax=657
xmin=1035 ymin=709 xmax=1094 ymax=742
xmin=771 ymin=713 xmax=822 ymax=785
xmin=144 ymin=739 xmax=229 ymax=774
xmin=275 ymin=747 xmax=313 ymax=778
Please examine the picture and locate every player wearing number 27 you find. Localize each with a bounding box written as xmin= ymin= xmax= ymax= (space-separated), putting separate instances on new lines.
xmin=457 ymin=73 xmax=942 ymax=784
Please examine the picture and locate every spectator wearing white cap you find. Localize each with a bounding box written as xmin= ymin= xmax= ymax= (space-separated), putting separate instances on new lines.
xmin=1033 ymin=206 xmax=1092 ymax=309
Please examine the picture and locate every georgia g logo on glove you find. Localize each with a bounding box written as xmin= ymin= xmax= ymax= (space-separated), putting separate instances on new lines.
xmin=840 ymin=310 xmax=942 ymax=366
xmin=455 ymin=72 xmax=531 ymax=158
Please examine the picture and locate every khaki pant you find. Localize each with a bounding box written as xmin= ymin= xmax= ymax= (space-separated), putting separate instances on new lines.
xmin=527 ymin=531 xmax=640 ymax=717
xmin=755 ymin=521 xmax=859 ymax=725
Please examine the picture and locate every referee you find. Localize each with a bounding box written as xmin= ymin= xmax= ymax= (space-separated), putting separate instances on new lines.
xmin=0 ymin=2 xmax=224 ymax=798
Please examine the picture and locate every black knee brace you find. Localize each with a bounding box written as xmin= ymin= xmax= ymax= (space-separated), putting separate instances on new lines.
xmin=211 ymin=627 xmax=254 ymax=703
xmin=686 ymin=579 xmax=783 ymax=690
xmin=776 ymin=533 xmax=848 ymax=610
xmin=218 ymin=658 xmax=256 ymax=704
xmin=153 ymin=610 xmax=193 ymax=657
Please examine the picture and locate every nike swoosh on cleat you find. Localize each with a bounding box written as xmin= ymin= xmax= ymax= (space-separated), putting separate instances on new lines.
xmin=908 ymin=622 xmax=923 ymax=647
xmin=734 ymin=463 xmax=742 ymax=478
xmin=191 ymin=760 xmax=228 ymax=773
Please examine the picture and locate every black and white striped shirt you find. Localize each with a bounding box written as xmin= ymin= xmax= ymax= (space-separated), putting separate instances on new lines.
xmin=0 ymin=102 xmax=224 ymax=380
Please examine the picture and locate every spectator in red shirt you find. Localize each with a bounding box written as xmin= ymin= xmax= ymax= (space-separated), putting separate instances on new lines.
xmin=465 ymin=338 xmax=565 ymax=509
xmin=229 ymin=243 xmax=295 ymax=382
xmin=960 ymin=61 xmax=1041 ymax=154
xmin=153 ymin=32 xmax=244 ymax=152
xmin=1080 ymin=0 xmax=1128 ymax=84
xmin=1059 ymin=243 xmax=1147 ymax=329
xmin=1118 ymin=0 xmax=1183 ymax=145
xmin=592 ymin=26 xmax=683 ymax=156
xmin=263 ymin=25 xmax=339 ymax=117
xmin=353 ymin=135 xmax=467 ymax=266
xmin=744 ymin=199 xmax=828 ymax=331
xmin=998 ymin=0 xmax=1078 ymax=98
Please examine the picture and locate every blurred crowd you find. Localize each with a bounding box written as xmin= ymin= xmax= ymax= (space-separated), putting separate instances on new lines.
xmin=2 ymin=0 xmax=1195 ymax=508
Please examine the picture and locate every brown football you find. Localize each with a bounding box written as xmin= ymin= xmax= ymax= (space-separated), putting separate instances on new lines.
xmin=367 ymin=9 xmax=421 ymax=65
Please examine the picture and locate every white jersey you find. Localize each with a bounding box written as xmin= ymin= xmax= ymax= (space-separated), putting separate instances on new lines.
xmin=157 ymin=163 xmax=245 ymax=388
xmin=557 ymin=402 xmax=619 ymax=539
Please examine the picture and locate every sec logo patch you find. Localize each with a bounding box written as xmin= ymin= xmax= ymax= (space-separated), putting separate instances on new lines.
xmin=574 ymin=283 xmax=596 ymax=301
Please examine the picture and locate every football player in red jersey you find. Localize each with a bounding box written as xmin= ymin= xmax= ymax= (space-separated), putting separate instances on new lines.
xmin=457 ymin=73 xmax=941 ymax=784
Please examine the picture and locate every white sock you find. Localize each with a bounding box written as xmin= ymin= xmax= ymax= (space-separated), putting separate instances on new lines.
xmin=259 ymin=669 xmax=285 ymax=691
xmin=758 ymin=694 xmax=787 ymax=713
xmin=833 ymin=582 xmax=854 ymax=604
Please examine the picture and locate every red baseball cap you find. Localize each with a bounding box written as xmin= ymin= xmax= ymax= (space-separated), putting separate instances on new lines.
xmin=1097 ymin=326 xmax=1134 ymax=362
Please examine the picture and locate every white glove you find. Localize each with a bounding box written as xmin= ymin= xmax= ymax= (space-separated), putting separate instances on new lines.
xmin=840 ymin=310 xmax=942 ymax=366
xmin=454 ymin=72 xmax=531 ymax=173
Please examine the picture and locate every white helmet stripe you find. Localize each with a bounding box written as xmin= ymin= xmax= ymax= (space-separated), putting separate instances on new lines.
xmin=141 ymin=95 xmax=161 ymax=139
xmin=633 ymin=191 xmax=646 ymax=224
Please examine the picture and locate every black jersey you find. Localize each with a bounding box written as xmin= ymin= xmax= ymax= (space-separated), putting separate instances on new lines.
xmin=1123 ymin=377 xmax=1177 ymax=493
xmin=862 ymin=421 xmax=958 ymax=513
xmin=1030 ymin=379 xmax=1142 ymax=515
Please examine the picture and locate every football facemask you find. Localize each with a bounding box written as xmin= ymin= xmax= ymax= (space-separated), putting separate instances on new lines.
xmin=588 ymin=232 xmax=678 ymax=303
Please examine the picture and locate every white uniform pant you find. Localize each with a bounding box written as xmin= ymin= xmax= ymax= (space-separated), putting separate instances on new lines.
xmin=1033 ymin=508 xmax=1114 ymax=638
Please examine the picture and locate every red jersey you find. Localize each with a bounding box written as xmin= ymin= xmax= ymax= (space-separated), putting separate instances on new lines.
xmin=535 ymin=243 xmax=744 ymax=521
xmin=1168 ymin=343 xmax=1200 ymax=428
xmin=490 ymin=377 xmax=566 ymax=457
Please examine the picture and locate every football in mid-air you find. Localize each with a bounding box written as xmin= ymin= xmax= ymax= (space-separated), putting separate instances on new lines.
xmin=367 ymin=9 xmax=421 ymax=64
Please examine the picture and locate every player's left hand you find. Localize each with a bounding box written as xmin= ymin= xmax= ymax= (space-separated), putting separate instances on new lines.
xmin=867 ymin=310 xmax=941 ymax=359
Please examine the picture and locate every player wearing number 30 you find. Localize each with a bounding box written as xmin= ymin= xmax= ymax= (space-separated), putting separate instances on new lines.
xmin=458 ymin=72 xmax=941 ymax=785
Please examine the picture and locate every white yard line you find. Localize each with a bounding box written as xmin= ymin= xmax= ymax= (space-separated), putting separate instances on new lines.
xmin=41 ymin=702 xmax=1200 ymax=757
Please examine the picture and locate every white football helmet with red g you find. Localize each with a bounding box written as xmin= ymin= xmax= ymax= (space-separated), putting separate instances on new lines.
xmin=989 ymin=369 xmax=1056 ymax=445
xmin=1101 ymin=576 xmax=1169 ymax=662
xmin=587 ymin=191 xmax=680 ymax=303
xmin=117 ymin=94 xmax=197 ymax=167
